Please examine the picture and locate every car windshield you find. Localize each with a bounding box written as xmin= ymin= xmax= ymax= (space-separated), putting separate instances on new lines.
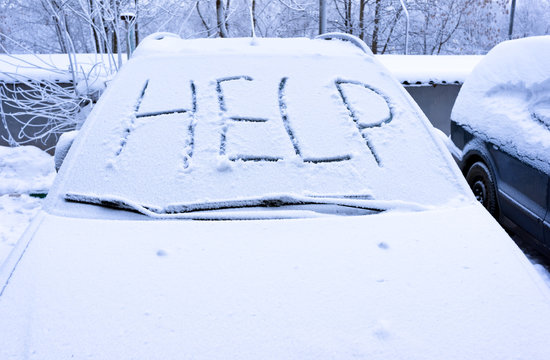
xmin=56 ymin=39 xmax=463 ymax=215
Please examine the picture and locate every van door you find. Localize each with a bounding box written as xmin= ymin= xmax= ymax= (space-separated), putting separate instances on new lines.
xmin=543 ymin=176 xmax=550 ymax=253
xmin=489 ymin=145 xmax=546 ymax=241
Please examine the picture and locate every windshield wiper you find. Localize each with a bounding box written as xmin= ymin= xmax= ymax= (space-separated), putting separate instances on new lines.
xmin=64 ymin=192 xmax=430 ymax=219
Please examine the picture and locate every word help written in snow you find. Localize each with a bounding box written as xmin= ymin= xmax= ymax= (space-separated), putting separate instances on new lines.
xmin=121 ymin=76 xmax=393 ymax=167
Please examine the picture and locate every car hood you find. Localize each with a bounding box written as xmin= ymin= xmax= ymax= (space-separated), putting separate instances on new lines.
xmin=1 ymin=204 xmax=549 ymax=359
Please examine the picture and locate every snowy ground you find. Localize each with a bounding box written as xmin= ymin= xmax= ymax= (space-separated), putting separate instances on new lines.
xmin=512 ymin=235 xmax=550 ymax=285
xmin=1 ymin=145 xmax=549 ymax=289
xmin=530 ymin=256 xmax=550 ymax=286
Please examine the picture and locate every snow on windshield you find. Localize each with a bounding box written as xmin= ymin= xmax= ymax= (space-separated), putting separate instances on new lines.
xmin=452 ymin=36 xmax=550 ymax=173
xmin=58 ymin=39 xmax=464 ymax=210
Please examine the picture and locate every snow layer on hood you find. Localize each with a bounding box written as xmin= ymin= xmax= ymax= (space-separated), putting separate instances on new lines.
xmin=452 ymin=36 xmax=550 ymax=173
xmin=376 ymin=55 xmax=483 ymax=85
xmin=53 ymin=37 xmax=467 ymax=212
xmin=1 ymin=205 xmax=550 ymax=359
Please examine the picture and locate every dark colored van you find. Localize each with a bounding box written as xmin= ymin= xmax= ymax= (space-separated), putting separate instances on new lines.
xmin=450 ymin=36 xmax=550 ymax=256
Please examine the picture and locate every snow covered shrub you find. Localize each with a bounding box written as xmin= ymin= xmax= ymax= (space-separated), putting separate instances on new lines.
xmin=0 ymin=54 xmax=117 ymax=152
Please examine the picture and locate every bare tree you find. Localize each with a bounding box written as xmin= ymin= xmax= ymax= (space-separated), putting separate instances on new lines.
xmin=371 ymin=0 xmax=381 ymax=53
xmin=358 ymin=0 xmax=367 ymax=41
xmin=216 ymin=0 xmax=229 ymax=37
xmin=514 ymin=0 xmax=550 ymax=38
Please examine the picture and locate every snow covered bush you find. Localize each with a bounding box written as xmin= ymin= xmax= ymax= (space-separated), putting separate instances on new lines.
xmin=0 ymin=53 xmax=118 ymax=152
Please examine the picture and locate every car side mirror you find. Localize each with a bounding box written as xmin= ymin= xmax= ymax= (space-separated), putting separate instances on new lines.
xmin=54 ymin=130 xmax=79 ymax=172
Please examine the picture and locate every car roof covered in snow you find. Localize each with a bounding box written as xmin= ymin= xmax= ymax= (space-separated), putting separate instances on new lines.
xmin=451 ymin=36 xmax=550 ymax=173
xmin=131 ymin=33 xmax=371 ymax=58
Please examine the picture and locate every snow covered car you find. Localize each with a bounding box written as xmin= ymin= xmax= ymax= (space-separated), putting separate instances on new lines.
xmin=1 ymin=34 xmax=550 ymax=359
xmin=451 ymin=36 xmax=550 ymax=256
